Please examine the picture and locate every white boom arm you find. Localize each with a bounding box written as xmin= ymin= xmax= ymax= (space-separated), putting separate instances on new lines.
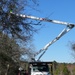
xmin=10 ymin=12 xmax=75 ymax=61
xmin=10 ymin=12 xmax=75 ymax=26
xmin=36 ymin=25 xmax=74 ymax=61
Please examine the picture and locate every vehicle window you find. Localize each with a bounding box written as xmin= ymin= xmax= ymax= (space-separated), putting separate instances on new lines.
xmin=33 ymin=65 xmax=49 ymax=72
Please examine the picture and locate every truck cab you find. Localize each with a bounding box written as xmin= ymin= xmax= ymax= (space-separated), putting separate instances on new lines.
xmin=29 ymin=62 xmax=53 ymax=75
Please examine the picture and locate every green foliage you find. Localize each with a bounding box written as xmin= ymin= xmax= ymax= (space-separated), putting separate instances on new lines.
xmin=0 ymin=32 xmax=21 ymax=62
xmin=72 ymin=68 xmax=75 ymax=75
xmin=53 ymin=61 xmax=58 ymax=70
xmin=0 ymin=53 xmax=12 ymax=62
xmin=0 ymin=32 xmax=20 ymax=75
xmin=53 ymin=63 xmax=73 ymax=75
xmin=0 ymin=30 xmax=36 ymax=75
xmin=62 ymin=64 xmax=70 ymax=75
xmin=54 ymin=68 xmax=60 ymax=75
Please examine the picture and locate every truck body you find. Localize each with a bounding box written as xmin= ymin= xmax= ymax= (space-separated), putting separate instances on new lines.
xmin=20 ymin=61 xmax=53 ymax=75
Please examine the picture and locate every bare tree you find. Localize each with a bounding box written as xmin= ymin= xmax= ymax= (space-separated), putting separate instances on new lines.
xmin=0 ymin=0 xmax=40 ymax=74
xmin=0 ymin=0 xmax=40 ymax=41
xmin=69 ymin=41 xmax=75 ymax=59
xmin=71 ymin=43 xmax=75 ymax=51
xmin=70 ymin=42 xmax=75 ymax=59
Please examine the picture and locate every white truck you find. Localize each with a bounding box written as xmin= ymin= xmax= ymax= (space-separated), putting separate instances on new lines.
xmin=29 ymin=62 xmax=53 ymax=75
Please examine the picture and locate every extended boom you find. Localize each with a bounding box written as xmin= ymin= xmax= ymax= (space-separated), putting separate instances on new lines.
xmin=10 ymin=11 xmax=75 ymax=61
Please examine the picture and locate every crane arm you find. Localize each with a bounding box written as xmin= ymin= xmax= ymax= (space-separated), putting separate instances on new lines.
xmin=10 ymin=11 xmax=75 ymax=26
xmin=36 ymin=25 xmax=74 ymax=61
xmin=10 ymin=11 xmax=75 ymax=61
